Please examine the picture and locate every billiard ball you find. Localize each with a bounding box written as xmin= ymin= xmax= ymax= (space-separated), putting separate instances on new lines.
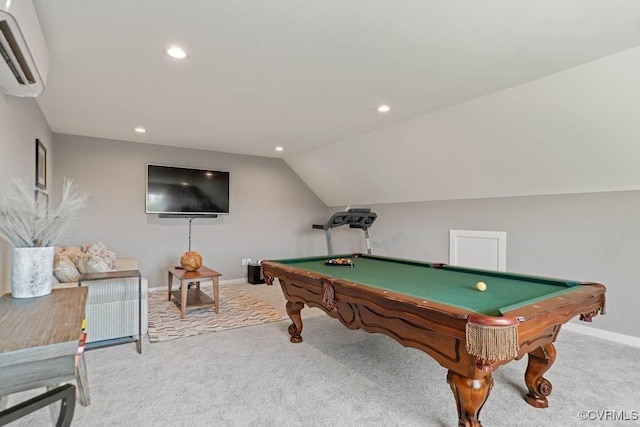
xmin=475 ymin=281 xmax=487 ymax=292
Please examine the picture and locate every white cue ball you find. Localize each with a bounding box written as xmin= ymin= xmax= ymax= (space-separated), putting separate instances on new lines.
xmin=475 ymin=281 xmax=487 ymax=292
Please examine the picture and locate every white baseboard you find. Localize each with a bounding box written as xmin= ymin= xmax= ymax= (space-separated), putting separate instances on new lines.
xmin=148 ymin=278 xmax=248 ymax=292
xmin=563 ymin=322 xmax=640 ymax=349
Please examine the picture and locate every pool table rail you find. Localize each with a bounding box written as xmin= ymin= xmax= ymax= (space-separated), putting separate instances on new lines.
xmin=502 ymin=282 xmax=605 ymax=328
xmin=479 ymin=282 xmax=605 ymax=370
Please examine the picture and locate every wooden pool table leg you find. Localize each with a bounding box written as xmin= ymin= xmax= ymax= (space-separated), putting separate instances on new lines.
xmin=286 ymin=301 xmax=304 ymax=343
xmin=447 ymin=370 xmax=493 ymax=427
xmin=524 ymin=343 xmax=556 ymax=408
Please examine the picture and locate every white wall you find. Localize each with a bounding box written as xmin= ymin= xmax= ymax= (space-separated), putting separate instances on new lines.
xmin=327 ymin=191 xmax=640 ymax=339
xmin=0 ymin=94 xmax=52 ymax=295
xmin=286 ymin=46 xmax=640 ymax=206
xmin=52 ymin=134 xmax=328 ymax=288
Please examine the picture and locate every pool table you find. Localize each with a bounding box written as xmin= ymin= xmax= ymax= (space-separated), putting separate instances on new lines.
xmin=261 ymin=253 xmax=606 ymax=427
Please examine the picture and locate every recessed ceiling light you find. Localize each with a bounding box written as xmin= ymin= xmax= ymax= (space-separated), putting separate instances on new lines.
xmin=134 ymin=127 xmax=147 ymax=133
xmin=377 ymin=105 xmax=391 ymax=113
xmin=166 ymin=46 xmax=188 ymax=59
xmin=275 ymin=146 xmax=284 ymax=152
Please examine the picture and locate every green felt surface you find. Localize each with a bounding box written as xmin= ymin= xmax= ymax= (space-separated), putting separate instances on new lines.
xmin=274 ymin=255 xmax=579 ymax=316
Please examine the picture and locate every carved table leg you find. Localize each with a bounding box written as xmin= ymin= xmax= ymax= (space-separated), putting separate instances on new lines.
xmin=524 ymin=343 xmax=556 ymax=408
xmin=286 ymin=301 xmax=304 ymax=343
xmin=447 ymin=370 xmax=493 ymax=427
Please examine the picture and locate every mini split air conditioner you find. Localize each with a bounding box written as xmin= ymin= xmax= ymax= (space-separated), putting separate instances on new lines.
xmin=0 ymin=0 xmax=49 ymax=97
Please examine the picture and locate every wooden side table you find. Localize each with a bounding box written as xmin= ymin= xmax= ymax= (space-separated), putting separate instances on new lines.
xmin=167 ymin=266 xmax=222 ymax=318
xmin=0 ymin=287 xmax=89 ymax=425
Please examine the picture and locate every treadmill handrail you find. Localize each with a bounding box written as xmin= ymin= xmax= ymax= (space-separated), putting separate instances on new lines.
xmin=313 ymin=210 xmax=377 ymax=230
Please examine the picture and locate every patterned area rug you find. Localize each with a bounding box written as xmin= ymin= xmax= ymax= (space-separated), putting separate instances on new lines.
xmin=147 ymin=285 xmax=287 ymax=343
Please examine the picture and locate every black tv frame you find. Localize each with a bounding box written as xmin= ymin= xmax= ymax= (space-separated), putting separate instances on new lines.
xmin=145 ymin=163 xmax=230 ymax=216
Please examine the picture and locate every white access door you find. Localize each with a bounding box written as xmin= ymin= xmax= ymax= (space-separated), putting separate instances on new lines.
xmin=449 ymin=230 xmax=506 ymax=271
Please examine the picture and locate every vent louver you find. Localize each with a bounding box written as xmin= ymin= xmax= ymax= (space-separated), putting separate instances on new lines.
xmin=0 ymin=0 xmax=49 ymax=97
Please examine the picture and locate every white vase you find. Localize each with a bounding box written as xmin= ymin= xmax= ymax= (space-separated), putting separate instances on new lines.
xmin=11 ymin=246 xmax=55 ymax=298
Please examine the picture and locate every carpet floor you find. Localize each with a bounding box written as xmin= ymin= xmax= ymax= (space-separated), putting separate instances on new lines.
xmin=4 ymin=283 xmax=640 ymax=426
xmin=147 ymin=285 xmax=287 ymax=342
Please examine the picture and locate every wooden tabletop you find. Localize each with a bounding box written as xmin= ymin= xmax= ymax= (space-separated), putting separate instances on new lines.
xmin=0 ymin=287 xmax=88 ymax=355
xmin=167 ymin=266 xmax=222 ymax=280
xmin=0 ymin=287 xmax=89 ymax=399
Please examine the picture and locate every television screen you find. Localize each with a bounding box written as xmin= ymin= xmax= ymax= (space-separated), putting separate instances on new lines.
xmin=146 ymin=164 xmax=230 ymax=215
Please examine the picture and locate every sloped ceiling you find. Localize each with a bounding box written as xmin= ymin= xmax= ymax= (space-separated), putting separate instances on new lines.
xmin=32 ymin=1 xmax=640 ymax=205
xmin=286 ymin=46 xmax=640 ymax=206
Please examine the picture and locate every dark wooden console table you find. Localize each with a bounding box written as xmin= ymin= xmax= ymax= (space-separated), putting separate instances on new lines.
xmin=0 ymin=287 xmax=90 ymax=426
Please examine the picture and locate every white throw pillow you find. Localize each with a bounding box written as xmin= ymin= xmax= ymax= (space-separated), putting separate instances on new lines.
xmin=73 ymin=253 xmax=112 ymax=274
xmin=60 ymin=246 xmax=83 ymax=259
xmin=84 ymin=241 xmax=118 ymax=269
xmin=53 ymin=254 xmax=80 ymax=282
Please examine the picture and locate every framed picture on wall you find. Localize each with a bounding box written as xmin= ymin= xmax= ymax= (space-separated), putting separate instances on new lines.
xmin=36 ymin=139 xmax=46 ymax=190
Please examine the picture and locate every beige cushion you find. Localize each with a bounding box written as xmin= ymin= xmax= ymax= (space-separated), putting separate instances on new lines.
xmin=53 ymin=254 xmax=80 ymax=282
xmin=73 ymin=253 xmax=112 ymax=274
xmin=84 ymin=241 xmax=117 ymax=269
xmin=59 ymin=246 xmax=83 ymax=259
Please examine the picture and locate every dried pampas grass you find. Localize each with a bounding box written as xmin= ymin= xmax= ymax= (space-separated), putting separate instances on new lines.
xmin=0 ymin=178 xmax=88 ymax=247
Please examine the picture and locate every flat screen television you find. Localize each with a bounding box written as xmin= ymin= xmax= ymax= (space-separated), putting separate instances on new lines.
xmin=146 ymin=164 xmax=230 ymax=215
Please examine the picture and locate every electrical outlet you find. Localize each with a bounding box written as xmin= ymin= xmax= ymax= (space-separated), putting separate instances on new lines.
xmin=241 ymin=258 xmax=248 ymax=266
